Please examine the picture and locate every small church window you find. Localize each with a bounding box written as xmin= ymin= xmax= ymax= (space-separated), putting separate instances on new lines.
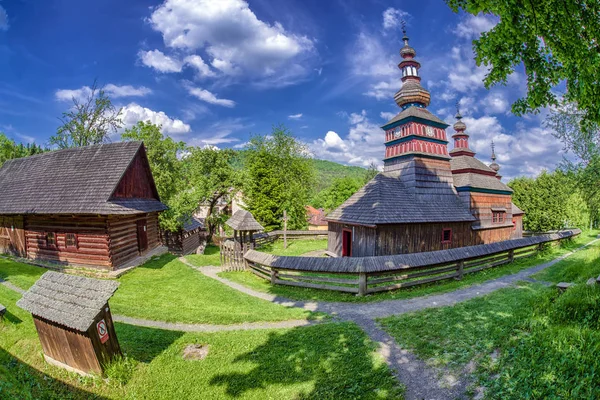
xmin=46 ymin=232 xmax=56 ymax=248
xmin=492 ymin=211 xmax=505 ymax=223
xmin=441 ymin=228 xmax=452 ymax=244
xmin=65 ymin=233 xmax=78 ymax=250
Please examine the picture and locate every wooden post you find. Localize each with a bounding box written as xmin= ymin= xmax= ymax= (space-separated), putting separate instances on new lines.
xmin=270 ymin=268 xmax=278 ymax=284
xmin=358 ymin=272 xmax=367 ymax=296
xmin=456 ymin=260 xmax=464 ymax=280
xmin=283 ymin=210 xmax=288 ymax=249
xmin=508 ymin=249 xmax=515 ymax=263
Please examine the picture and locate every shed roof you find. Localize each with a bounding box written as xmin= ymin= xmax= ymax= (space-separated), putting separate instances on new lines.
xmin=452 ymin=173 xmax=513 ymax=193
xmin=17 ymin=271 xmax=120 ymax=332
xmin=183 ymin=216 xmax=204 ymax=232
xmin=382 ymin=106 xmax=448 ymax=128
xmin=226 ymin=209 xmax=264 ymax=231
xmin=512 ymin=203 xmax=524 ymax=215
xmin=0 ymin=141 xmax=167 ymax=215
xmin=326 ymin=172 xmax=475 ymax=225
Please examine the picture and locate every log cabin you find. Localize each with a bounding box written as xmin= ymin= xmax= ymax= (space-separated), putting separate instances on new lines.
xmin=0 ymin=141 xmax=167 ymax=270
xmin=327 ymin=31 xmax=524 ymax=257
xmin=162 ymin=216 xmax=206 ymax=255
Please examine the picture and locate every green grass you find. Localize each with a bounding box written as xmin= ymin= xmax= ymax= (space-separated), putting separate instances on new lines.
xmin=185 ymin=244 xmax=221 ymax=267
xmin=533 ymin=236 xmax=600 ymax=283
xmin=259 ymin=239 xmax=328 ymax=256
xmin=0 ymin=286 xmax=403 ymax=399
xmin=110 ymin=254 xmax=313 ymax=324
xmin=0 ymin=256 xmax=46 ymax=290
xmin=378 ymin=240 xmax=600 ymax=399
xmin=219 ymin=232 xmax=599 ymax=303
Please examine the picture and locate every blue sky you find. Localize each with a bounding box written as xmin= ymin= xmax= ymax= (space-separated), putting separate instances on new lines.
xmin=0 ymin=0 xmax=569 ymax=180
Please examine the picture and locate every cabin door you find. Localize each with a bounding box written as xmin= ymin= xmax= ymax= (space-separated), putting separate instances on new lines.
xmin=342 ymin=229 xmax=352 ymax=257
xmin=136 ymin=219 xmax=148 ymax=254
xmin=0 ymin=216 xmax=26 ymax=257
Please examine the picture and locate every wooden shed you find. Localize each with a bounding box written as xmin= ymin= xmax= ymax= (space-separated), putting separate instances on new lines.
xmin=0 ymin=141 xmax=167 ymax=270
xmin=163 ymin=217 xmax=206 ymax=255
xmin=17 ymin=271 xmax=121 ymax=376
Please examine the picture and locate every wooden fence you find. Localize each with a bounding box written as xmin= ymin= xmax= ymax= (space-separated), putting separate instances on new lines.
xmin=244 ymin=229 xmax=581 ymax=296
xmin=220 ymin=240 xmax=253 ymax=271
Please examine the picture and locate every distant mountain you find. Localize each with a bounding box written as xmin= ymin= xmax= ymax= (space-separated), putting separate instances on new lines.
xmin=312 ymin=159 xmax=367 ymax=193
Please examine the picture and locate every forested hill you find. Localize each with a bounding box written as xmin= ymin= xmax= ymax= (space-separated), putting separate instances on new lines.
xmin=312 ymin=159 xmax=367 ymax=193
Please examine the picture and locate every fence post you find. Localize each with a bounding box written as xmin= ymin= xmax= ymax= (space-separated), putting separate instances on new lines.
xmin=270 ymin=268 xmax=278 ymax=284
xmin=358 ymin=272 xmax=367 ymax=296
xmin=456 ymin=260 xmax=464 ymax=280
xmin=508 ymin=249 xmax=515 ymax=263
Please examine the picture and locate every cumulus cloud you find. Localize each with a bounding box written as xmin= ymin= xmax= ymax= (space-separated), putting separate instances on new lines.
xmin=184 ymin=83 xmax=235 ymax=107
xmin=380 ymin=111 xmax=396 ymax=121
xmin=382 ymin=8 xmax=408 ymax=30
xmin=482 ymin=91 xmax=509 ymax=114
xmin=145 ymin=0 xmax=315 ymax=84
xmin=120 ymin=103 xmax=191 ymax=135
xmin=288 ymin=113 xmax=303 ymax=120
xmin=55 ymin=84 xmax=152 ymax=102
xmin=310 ymin=110 xmax=384 ymax=167
xmin=454 ymin=14 xmax=498 ymax=39
xmin=184 ymin=55 xmax=216 ymax=78
xmin=0 ymin=5 xmax=8 ymax=31
xmin=138 ymin=49 xmax=183 ymax=73
xmin=185 ymin=118 xmax=248 ymax=146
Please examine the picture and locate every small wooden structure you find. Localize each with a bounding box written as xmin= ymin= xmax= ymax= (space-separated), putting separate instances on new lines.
xmin=220 ymin=210 xmax=264 ymax=271
xmin=17 ymin=271 xmax=121 ymax=375
xmin=163 ymin=217 xmax=206 ymax=255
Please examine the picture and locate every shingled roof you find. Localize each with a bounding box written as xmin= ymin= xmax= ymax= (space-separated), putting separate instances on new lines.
xmin=450 ymin=156 xmax=513 ymax=193
xmin=383 ymin=106 xmax=449 ymax=128
xmin=0 ymin=141 xmax=167 ymax=215
xmin=183 ymin=216 xmax=204 ymax=232
xmin=226 ymin=210 xmax=264 ymax=231
xmin=512 ymin=203 xmax=524 ymax=215
xmin=326 ymin=172 xmax=475 ymax=225
xmin=17 ymin=271 xmax=119 ymax=332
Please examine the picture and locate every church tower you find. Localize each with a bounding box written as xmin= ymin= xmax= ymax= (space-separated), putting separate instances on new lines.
xmin=381 ymin=28 xmax=456 ymax=197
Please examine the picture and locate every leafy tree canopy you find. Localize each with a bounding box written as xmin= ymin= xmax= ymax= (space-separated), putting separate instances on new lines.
xmin=446 ymin=0 xmax=600 ymax=132
xmin=0 ymin=133 xmax=46 ymax=167
xmin=51 ymin=80 xmax=122 ymax=148
xmin=312 ymin=176 xmax=364 ymax=212
xmin=243 ymin=125 xmax=315 ymax=231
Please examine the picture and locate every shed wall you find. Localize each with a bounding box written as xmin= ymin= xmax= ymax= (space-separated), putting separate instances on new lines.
xmin=0 ymin=215 xmax=26 ymax=257
xmin=107 ymin=212 xmax=160 ymax=268
xmin=328 ymin=222 xmax=377 ymax=257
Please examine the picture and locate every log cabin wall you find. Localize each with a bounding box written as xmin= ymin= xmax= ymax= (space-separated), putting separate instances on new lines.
xmin=181 ymin=230 xmax=203 ymax=255
xmin=0 ymin=215 xmax=26 ymax=257
xmin=24 ymin=215 xmax=111 ymax=268
xmin=107 ymin=212 xmax=160 ymax=268
xmin=376 ymin=221 xmax=474 ymax=255
xmin=110 ymin=148 xmax=158 ymax=199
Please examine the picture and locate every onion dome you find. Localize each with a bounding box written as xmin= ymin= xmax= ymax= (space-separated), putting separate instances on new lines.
xmin=489 ymin=141 xmax=500 ymax=172
xmin=453 ymin=109 xmax=467 ymax=132
xmin=450 ymin=107 xmax=475 ymax=157
xmin=394 ymin=29 xmax=431 ymax=109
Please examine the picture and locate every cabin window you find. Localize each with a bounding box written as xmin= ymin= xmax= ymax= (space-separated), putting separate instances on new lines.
xmin=65 ymin=233 xmax=78 ymax=250
xmin=492 ymin=211 xmax=505 ymax=224
xmin=45 ymin=232 xmax=57 ymax=248
xmin=441 ymin=228 xmax=452 ymax=244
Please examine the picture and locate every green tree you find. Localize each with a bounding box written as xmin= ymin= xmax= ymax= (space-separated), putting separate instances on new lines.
xmin=51 ymin=80 xmax=122 ymax=148
xmin=546 ymin=101 xmax=599 ymax=162
xmin=446 ymin=0 xmax=600 ymax=132
xmin=244 ymin=125 xmax=315 ymax=230
xmin=122 ymin=121 xmax=186 ymax=230
xmin=312 ymin=176 xmax=363 ymax=212
xmin=184 ymin=146 xmax=241 ymax=241
xmin=0 ymin=133 xmax=46 ymax=167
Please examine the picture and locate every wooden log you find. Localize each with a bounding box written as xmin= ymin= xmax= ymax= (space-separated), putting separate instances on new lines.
xmin=358 ymin=272 xmax=367 ymax=296
xmin=368 ymin=265 xmax=459 ymax=285
xmin=278 ymin=273 xmax=358 ymax=285
xmin=456 ymin=260 xmax=464 ymax=280
xmin=274 ymin=278 xmax=358 ymax=294
xmin=366 ymin=272 xmax=459 ymax=293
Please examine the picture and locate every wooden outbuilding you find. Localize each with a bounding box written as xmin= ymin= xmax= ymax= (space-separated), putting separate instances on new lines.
xmin=17 ymin=271 xmax=121 ymax=376
xmin=226 ymin=210 xmax=264 ymax=246
xmin=0 ymin=141 xmax=167 ymax=270
xmin=163 ymin=217 xmax=206 ymax=255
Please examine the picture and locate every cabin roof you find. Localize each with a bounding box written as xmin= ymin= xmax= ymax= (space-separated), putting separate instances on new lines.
xmin=450 ymin=156 xmax=513 ymax=193
xmin=512 ymin=203 xmax=524 ymax=215
xmin=183 ymin=216 xmax=204 ymax=232
xmin=226 ymin=209 xmax=264 ymax=231
xmin=450 ymin=155 xmax=497 ymax=173
xmin=326 ymin=172 xmax=476 ymax=225
xmin=305 ymin=205 xmax=327 ymax=226
xmin=0 ymin=141 xmax=167 ymax=215
xmin=383 ymin=106 xmax=448 ymax=128
xmin=17 ymin=271 xmax=120 ymax=332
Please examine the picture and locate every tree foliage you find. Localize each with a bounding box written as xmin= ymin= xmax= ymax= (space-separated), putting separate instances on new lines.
xmin=243 ymin=126 xmax=315 ymax=231
xmin=446 ymin=0 xmax=600 ymax=131
xmin=509 ymin=170 xmax=590 ymax=232
xmin=51 ymin=80 xmax=122 ymax=148
xmin=312 ymin=176 xmax=363 ymax=212
xmin=0 ymin=133 xmax=46 ymax=167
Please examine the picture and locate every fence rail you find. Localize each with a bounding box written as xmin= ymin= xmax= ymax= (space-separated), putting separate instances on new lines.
xmin=243 ymin=229 xmax=580 ymax=296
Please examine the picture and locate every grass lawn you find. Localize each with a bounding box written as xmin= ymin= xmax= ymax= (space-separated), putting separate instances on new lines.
xmin=0 ymin=285 xmax=403 ymax=399
xmin=378 ymin=240 xmax=600 ymax=399
xmin=0 ymin=256 xmax=46 ymax=290
xmin=219 ymin=231 xmax=599 ymax=303
xmin=185 ymin=244 xmax=221 ymax=267
xmin=110 ymin=254 xmax=314 ymax=324
xmin=533 ymin=236 xmax=600 ymax=283
xmin=258 ymin=239 xmax=328 ymax=256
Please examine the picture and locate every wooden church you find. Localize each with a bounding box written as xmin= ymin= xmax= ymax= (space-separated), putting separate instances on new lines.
xmin=327 ymin=31 xmax=523 ymax=257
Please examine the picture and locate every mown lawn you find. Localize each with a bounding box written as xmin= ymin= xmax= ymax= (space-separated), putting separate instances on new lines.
xmin=110 ymin=254 xmax=313 ymax=324
xmin=219 ymin=231 xmax=599 ymax=303
xmin=0 ymin=256 xmax=46 ymax=290
xmin=258 ymin=239 xmax=328 ymax=256
xmin=0 ymin=285 xmax=403 ymax=399
xmin=379 ymin=240 xmax=600 ymax=399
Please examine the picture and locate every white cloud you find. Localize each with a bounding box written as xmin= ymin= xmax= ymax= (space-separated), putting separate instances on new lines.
xmin=184 ymin=55 xmax=216 ymax=78
xmin=146 ymin=0 xmax=315 ymax=84
xmin=482 ymin=91 xmax=509 ymax=114
xmin=364 ymin=78 xmax=398 ymax=100
xmin=55 ymin=84 xmax=152 ymax=102
xmin=185 ymin=118 xmax=248 ymax=146
xmin=288 ymin=113 xmax=303 ymax=120
xmin=185 ymin=84 xmax=235 ymax=107
xmin=310 ymin=110 xmax=383 ymax=167
xmin=350 ymin=33 xmax=397 ymax=78
xmin=120 ymin=103 xmax=191 ymax=135
xmin=138 ymin=49 xmax=183 ymax=73
xmin=382 ymin=8 xmax=408 ymax=30
xmin=0 ymin=5 xmax=8 ymax=31
xmin=454 ymin=14 xmax=498 ymax=39
xmin=380 ymin=111 xmax=396 ymax=121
